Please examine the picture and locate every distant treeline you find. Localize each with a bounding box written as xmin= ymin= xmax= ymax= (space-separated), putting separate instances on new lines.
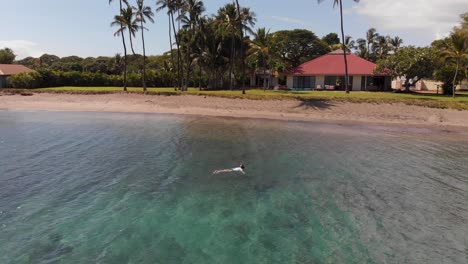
xmin=9 ymin=53 xmax=175 ymax=88
xmin=9 ymin=68 xmax=176 ymax=89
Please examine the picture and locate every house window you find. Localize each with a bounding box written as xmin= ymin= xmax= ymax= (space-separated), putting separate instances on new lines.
xmin=324 ymin=76 xmax=353 ymax=90
xmin=324 ymin=76 xmax=337 ymax=86
xmin=293 ymin=76 xmax=315 ymax=89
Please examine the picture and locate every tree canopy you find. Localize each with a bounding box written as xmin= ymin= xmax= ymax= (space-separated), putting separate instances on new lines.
xmin=322 ymin=33 xmax=340 ymax=46
xmin=376 ymin=46 xmax=436 ymax=92
xmin=270 ymin=29 xmax=330 ymax=68
xmin=0 ymin=48 xmax=16 ymax=64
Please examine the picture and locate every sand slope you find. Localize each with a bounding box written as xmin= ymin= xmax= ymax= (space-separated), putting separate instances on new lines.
xmin=1 ymin=93 xmax=467 ymax=128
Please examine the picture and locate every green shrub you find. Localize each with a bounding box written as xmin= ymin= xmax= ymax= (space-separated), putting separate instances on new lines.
xmin=10 ymin=72 xmax=42 ymax=88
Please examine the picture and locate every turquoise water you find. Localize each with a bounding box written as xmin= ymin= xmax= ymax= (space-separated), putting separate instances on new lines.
xmin=0 ymin=111 xmax=467 ymax=263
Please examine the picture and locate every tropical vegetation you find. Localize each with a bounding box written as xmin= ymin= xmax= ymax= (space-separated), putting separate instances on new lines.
xmin=3 ymin=2 xmax=466 ymax=97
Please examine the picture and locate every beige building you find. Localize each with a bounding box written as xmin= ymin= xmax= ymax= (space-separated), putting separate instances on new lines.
xmin=0 ymin=64 xmax=35 ymax=88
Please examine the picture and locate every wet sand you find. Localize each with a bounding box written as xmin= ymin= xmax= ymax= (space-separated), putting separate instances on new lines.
xmin=1 ymin=93 xmax=467 ymax=129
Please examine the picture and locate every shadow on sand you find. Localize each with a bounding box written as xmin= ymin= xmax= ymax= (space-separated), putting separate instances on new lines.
xmin=293 ymin=98 xmax=335 ymax=110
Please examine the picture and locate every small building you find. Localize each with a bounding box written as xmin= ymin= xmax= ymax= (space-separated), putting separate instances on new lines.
xmin=0 ymin=64 xmax=35 ymax=88
xmin=286 ymin=49 xmax=391 ymax=91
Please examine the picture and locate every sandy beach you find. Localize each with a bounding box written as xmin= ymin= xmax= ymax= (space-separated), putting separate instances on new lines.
xmin=1 ymin=93 xmax=467 ymax=128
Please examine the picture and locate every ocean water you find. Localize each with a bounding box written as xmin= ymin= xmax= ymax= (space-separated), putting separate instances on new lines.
xmin=0 ymin=111 xmax=467 ymax=264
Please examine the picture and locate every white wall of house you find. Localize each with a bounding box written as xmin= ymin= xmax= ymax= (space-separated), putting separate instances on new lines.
xmin=316 ymin=76 xmax=324 ymax=87
xmin=287 ymin=76 xmax=293 ymax=88
xmin=352 ymin=76 xmax=362 ymax=91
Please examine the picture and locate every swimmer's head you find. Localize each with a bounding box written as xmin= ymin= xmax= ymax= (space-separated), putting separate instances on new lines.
xmin=240 ymin=164 xmax=245 ymax=169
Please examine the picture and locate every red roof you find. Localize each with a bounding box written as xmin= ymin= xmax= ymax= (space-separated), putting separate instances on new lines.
xmin=289 ymin=50 xmax=378 ymax=76
xmin=0 ymin=64 xmax=35 ymax=76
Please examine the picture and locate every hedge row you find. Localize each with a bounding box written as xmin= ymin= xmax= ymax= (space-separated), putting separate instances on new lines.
xmin=9 ymin=69 xmax=175 ymax=88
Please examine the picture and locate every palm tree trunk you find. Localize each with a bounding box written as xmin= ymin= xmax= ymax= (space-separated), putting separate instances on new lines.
xmin=168 ymin=14 xmax=176 ymax=91
xmin=198 ymin=63 xmax=202 ymax=90
xmin=171 ymin=12 xmax=182 ymax=91
xmin=339 ymin=0 xmax=350 ymax=94
xmin=128 ymin=32 xmax=137 ymax=56
xmin=240 ymin=30 xmax=246 ymax=94
xmin=186 ymin=43 xmax=191 ymax=91
xmin=119 ymin=0 xmax=127 ymax=92
xmin=141 ymin=20 xmax=147 ymax=92
xmin=452 ymin=60 xmax=459 ymax=98
xmin=234 ymin=0 xmax=246 ymax=94
xmin=229 ymin=36 xmax=235 ymax=90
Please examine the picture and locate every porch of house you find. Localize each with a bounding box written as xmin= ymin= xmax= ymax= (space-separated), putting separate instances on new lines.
xmin=286 ymin=75 xmax=392 ymax=91
xmin=0 ymin=76 xmax=10 ymax=88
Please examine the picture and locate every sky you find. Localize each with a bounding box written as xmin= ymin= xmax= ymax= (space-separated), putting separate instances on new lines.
xmin=0 ymin=0 xmax=467 ymax=59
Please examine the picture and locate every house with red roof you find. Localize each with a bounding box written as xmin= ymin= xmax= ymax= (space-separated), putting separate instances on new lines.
xmin=286 ymin=49 xmax=391 ymax=91
xmin=0 ymin=64 xmax=35 ymax=88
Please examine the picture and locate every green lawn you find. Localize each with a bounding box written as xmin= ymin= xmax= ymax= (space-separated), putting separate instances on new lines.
xmin=5 ymin=86 xmax=468 ymax=110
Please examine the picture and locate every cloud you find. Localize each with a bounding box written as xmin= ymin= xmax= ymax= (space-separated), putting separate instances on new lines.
xmin=0 ymin=40 xmax=45 ymax=59
xmin=269 ymin=16 xmax=314 ymax=28
xmin=352 ymin=0 xmax=467 ymax=39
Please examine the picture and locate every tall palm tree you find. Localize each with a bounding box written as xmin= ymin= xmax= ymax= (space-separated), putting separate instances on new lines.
xmin=234 ymin=0 xmax=243 ymax=93
xmin=156 ymin=0 xmax=177 ymax=90
xmin=249 ymin=28 xmax=271 ymax=90
xmin=376 ymin=35 xmax=391 ymax=59
xmin=156 ymin=0 xmax=181 ymax=90
xmin=216 ymin=4 xmax=238 ymax=90
xmin=118 ymin=6 xmax=139 ymax=56
xmin=318 ymin=0 xmax=360 ymax=94
xmin=356 ymin=37 xmax=368 ymax=57
xmin=344 ymin=35 xmax=355 ymax=51
xmin=366 ymin=28 xmax=378 ymax=58
xmin=389 ymin=36 xmax=403 ymax=52
xmin=442 ymin=33 xmax=468 ymax=97
xmin=134 ymin=0 xmax=154 ymax=92
xmin=109 ymin=0 xmax=129 ymax=91
xmin=171 ymin=1 xmax=184 ymax=90
xmin=180 ymin=0 xmax=205 ymax=91
xmin=235 ymin=1 xmax=256 ymax=94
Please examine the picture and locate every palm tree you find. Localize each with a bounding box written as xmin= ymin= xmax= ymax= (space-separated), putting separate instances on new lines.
xmin=216 ymin=4 xmax=238 ymax=90
xmin=355 ymin=38 xmax=368 ymax=58
xmin=344 ymin=35 xmax=355 ymax=51
xmin=156 ymin=0 xmax=181 ymax=90
xmin=171 ymin=1 xmax=184 ymax=91
xmin=234 ymin=0 xmax=243 ymax=93
xmin=235 ymin=1 xmax=256 ymax=94
xmin=118 ymin=6 xmax=139 ymax=56
xmin=366 ymin=28 xmax=378 ymax=58
xmin=249 ymin=28 xmax=271 ymax=90
xmin=156 ymin=0 xmax=177 ymax=90
xmin=134 ymin=0 xmax=154 ymax=92
xmin=318 ymin=0 xmax=360 ymax=94
xmin=442 ymin=33 xmax=468 ymax=97
xmin=389 ymin=36 xmax=403 ymax=52
xmin=109 ymin=0 xmax=129 ymax=91
xmin=376 ymin=35 xmax=391 ymax=59
xmin=180 ymin=0 xmax=205 ymax=91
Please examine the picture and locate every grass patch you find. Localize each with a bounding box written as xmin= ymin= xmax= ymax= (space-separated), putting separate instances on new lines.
xmin=3 ymin=87 xmax=468 ymax=110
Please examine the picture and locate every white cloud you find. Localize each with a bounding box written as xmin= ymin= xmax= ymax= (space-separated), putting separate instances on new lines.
xmin=0 ymin=40 xmax=45 ymax=59
xmin=353 ymin=0 xmax=467 ymax=40
xmin=269 ymin=16 xmax=314 ymax=28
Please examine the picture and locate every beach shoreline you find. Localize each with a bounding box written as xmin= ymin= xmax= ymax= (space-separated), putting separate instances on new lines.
xmin=1 ymin=93 xmax=468 ymax=130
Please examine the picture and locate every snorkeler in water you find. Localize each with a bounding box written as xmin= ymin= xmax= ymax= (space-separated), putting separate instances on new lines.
xmin=213 ymin=164 xmax=245 ymax=175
